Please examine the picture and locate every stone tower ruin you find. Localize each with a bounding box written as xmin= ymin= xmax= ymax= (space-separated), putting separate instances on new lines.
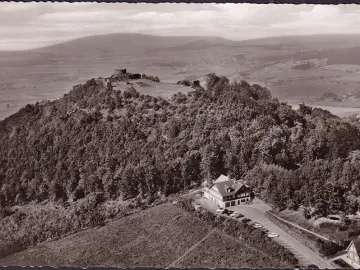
xmin=193 ymin=80 xmax=200 ymax=87
xmin=111 ymin=69 xmax=127 ymax=80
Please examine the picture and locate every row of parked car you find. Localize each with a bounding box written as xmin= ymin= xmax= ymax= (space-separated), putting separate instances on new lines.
xmin=216 ymin=208 xmax=244 ymax=218
xmin=216 ymin=207 xmax=279 ymax=238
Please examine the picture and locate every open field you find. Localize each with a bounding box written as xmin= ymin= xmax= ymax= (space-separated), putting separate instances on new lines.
xmin=0 ymin=203 xmax=212 ymax=267
xmin=288 ymin=103 xmax=360 ymax=117
xmin=0 ymin=201 xmax=304 ymax=268
xmin=272 ymin=81 xmax=354 ymax=100
xmin=174 ymin=229 xmax=285 ymax=268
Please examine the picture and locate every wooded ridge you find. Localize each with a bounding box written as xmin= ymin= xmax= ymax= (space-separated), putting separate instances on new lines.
xmin=1 ymin=73 xmax=360 ymax=256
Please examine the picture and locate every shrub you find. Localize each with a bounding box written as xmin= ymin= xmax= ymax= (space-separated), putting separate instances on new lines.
xmin=73 ymin=187 xmax=85 ymax=201
xmin=315 ymin=239 xmax=344 ymax=257
xmin=177 ymin=80 xmax=191 ymax=87
xmin=178 ymin=198 xmax=195 ymax=212
xmin=242 ymin=218 xmax=251 ymax=224
xmin=196 ymin=209 xmax=217 ymax=224
xmin=0 ymin=207 xmax=15 ymax=218
xmin=348 ymin=228 xmax=360 ymax=238
xmin=123 ymin=87 xmax=140 ymax=99
xmin=142 ymin=74 xmax=160 ymax=83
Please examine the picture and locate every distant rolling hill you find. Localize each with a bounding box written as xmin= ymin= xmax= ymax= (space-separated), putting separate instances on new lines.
xmin=2 ymin=33 xmax=360 ymax=120
xmin=238 ymin=34 xmax=360 ymax=50
xmin=150 ymin=39 xmax=235 ymax=52
xmin=0 ymin=34 xmax=240 ymax=120
xmin=0 ymin=33 xmax=237 ymax=71
xmin=4 ymin=33 xmax=360 ymax=66
xmin=3 ymin=33 xmax=360 ymax=61
xmin=28 ymin=33 xmax=237 ymax=57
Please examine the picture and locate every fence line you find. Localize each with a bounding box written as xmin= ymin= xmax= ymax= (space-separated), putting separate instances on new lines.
xmin=266 ymin=211 xmax=336 ymax=243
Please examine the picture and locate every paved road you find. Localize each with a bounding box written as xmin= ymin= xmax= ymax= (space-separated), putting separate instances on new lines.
xmin=232 ymin=202 xmax=336 ymax=268
xmin=197 ymin=197 xmax=335 ymax=269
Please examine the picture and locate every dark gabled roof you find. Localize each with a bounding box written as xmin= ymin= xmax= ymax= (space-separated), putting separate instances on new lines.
xmin=208 ymin=175 xmax=250 ymax=198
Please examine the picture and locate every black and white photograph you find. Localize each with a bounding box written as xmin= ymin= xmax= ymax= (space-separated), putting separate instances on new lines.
xmin=1 ymin=2 xmax=360 ymax=269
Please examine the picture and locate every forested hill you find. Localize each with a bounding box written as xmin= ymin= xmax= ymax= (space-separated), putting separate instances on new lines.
xmin=1 ymin=74 xmax=360 ymax=218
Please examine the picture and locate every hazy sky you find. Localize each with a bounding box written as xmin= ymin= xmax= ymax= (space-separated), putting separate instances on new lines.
xmin=1 ymin=3 xmax=360 ymax=50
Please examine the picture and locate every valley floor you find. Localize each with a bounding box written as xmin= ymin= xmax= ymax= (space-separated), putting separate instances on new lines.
xmin=287 ymin=102 xmax=360 ymax=117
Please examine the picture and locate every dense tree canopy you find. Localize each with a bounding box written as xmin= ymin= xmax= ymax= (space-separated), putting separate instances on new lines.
xmin=1 ymin=74 xmax=360 ymax=217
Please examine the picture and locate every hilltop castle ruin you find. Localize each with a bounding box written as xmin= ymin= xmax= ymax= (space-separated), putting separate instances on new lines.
xmin=112 ymin=69 xmax=128 ymax=80
xmin=91 ymin=69 xmax=160 ymax=91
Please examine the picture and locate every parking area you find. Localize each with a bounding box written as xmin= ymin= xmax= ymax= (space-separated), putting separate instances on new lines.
xmin=195 ymin=196 xmax=335 ymax=269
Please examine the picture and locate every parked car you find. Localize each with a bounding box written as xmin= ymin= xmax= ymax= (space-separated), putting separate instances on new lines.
xmin=216 ymin=208 xmax=223 ymax=213
xmin=228 ymin=210 xmax=235 ymax=214
xmin=222 ymin=209 xmax=231 ymax=215
xmin=253 ymin=223 xmax=262 ymax=228
xmin=267 ymin=233 xmax=279 ymax=238
xmin=230 ymin=212 xmax=238 ymax=217
xmin=260 ymin=228 xmax=268 ymax=232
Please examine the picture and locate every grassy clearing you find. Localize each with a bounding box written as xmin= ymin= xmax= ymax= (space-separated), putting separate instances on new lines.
xmin=288 ymin=103 xmax=360 ymax=117
xmin=174 ymin=229 xmax=287 ymax=268
xmin=272 ymin=82 xmax=354 ymax=100
xmin=0 ymin=203 xmax=212 ymax=267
